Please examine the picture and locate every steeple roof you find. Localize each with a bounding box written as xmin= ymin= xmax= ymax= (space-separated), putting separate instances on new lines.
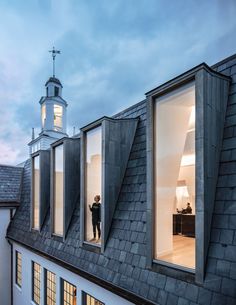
xmin=45 ymin=77 xmax=62 ymax=87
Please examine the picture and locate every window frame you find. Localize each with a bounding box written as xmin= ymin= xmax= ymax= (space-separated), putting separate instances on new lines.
xmin=82 ymin=291 xmax=104 ymax=305
xmin=15 ymin=250 xmax=22 ymax=288
xmin=61 ymin=279 xmax=77 ymax=305
xmin=52 ymin=141 xmax=65 ymax=237
xmin=32 ymin=153 xmax=40 ymax=230
xmin=50 ymin=137 xmax=80 ymax=240
xmin=32 ymin=261 xmax=41 ymax=305
xmin=31 ymin=150 xmax=50 ymax=232
xmin=146 ymin=64 xmax=231 ymax=284
xmin=44 ymin=269 xmax=56 ymax=305
xmin=81 ymin=122 xmax=103 ymax=249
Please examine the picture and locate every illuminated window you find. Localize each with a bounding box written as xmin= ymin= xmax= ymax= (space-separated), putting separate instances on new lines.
xmin=32 ymin=155 xmax=40 ymax=229
xmin=82 ymin=292 xmax=104 ymax=305
xmin=85 ymin=126 xmax=102 ymax=244
xmin=154 ymin=82 xmax=195 ymax=269
xmin=32 ymin=262 xmax=41 ymax=305
xmin=15 ymin=251 xmax=22 ymax=288
xmin=53 ymin=144 xmax=64 ymax=235
xmin=62 ymin=280 xmax=76 ymax=305
xmin=45 ymin=270 xmax=56 ymax=305
xmin=54 ymin=105 xmax=63 ymax=131
xmin=42 ymin=104 xmax=46 ymax=128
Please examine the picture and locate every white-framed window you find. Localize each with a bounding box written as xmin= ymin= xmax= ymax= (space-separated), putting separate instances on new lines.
xmin=54 ymin=104 xmax=63 ymax=131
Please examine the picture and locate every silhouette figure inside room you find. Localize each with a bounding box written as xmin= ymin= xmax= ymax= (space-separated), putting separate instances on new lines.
xmin=89 ymin=195 xmax=101 ymax=242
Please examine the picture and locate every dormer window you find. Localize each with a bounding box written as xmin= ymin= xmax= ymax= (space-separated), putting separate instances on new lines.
xmin=54 ymin=105 xmax=63 ymax=131
xmin=32 ymin=155 xmax=40 ymax=229
xmin=85 ymin=126 xmax=102 ymax=244
xmin=80 ymin=117 xmax=138 ymax=250
xmin=31 ymin=151 xmax=50 ymax=231
xmin=53 ymin=144 xmax=64 ymax=235
xmin=146 ymin=64 xmax=231 ymax=283
xmin=51 ymin=138 xmax=80 ymax=238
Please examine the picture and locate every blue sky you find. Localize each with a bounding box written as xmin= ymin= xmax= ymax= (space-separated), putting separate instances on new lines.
xmin=0 ymin=0 xmax=236 ymax=165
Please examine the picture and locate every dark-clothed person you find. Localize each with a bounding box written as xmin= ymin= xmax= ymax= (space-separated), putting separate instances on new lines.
xmin=89 ymin=195 xmax=101 ymax=240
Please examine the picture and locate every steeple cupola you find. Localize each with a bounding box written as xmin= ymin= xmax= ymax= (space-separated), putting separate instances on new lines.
xmin=28 ymin=48 xmax=68 ymax=154
xmin=40 ymin=76 xmax=67 ymax=136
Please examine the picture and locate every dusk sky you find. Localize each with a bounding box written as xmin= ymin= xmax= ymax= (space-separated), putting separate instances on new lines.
xmin=0 ymin=0 xmax=236 ymax=165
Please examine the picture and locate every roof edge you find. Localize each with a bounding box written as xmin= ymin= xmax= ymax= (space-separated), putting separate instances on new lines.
xmin=211 ymin=53 xmax=236 ymax=69
xmin=145 ymin=62 xmax=231 ymax=96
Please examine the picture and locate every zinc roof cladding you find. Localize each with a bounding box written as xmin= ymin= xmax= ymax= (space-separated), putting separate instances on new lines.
xmin=7 ymin=54 xmax=236 ymax=305
xmin=0 ymin=164 xmax=23 ymax=203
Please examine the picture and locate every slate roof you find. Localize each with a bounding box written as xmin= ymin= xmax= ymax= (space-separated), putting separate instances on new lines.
xmin=7 ymin=54 xmax=236 ymax=305
xmin=0 ymin=164 xmax=23 ymax=205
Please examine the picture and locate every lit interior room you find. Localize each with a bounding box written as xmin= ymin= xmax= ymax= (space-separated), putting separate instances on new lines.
xmin=154 ymin=82 xmax=195 ymax=270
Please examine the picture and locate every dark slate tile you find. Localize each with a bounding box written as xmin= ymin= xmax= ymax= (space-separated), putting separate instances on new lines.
xmin=166 ymin=293 xmax=178 ymax=305
xmin=221 ymin=278 xmax=236 ymax=298
xmin=216 ymin=260 xmax=231 ymax=277
xmin=211 ymin=292 xmax=228 ymax=305
xmin=185 ymin=283 xmax=199 ymax=303
xmin=158 ymin=290 xmax=168 ymax=305
xmin=204 ymin=273 xmax=222 ymax=292
xmin=177 ymin=297 xmax=190 ymax=305
xmin=198 ymin=287 xmax=212 ymax=305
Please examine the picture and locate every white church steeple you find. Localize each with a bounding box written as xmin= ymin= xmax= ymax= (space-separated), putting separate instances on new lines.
xmin=28 ymin=48 xmax=68 ymax=154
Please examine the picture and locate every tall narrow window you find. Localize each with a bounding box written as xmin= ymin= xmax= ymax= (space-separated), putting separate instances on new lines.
xmin=53 ymin=144 xmax=64 ymax=235
xmin=85 ymin=126 xmax=102 ymax=244
xmin=154 ymin=82 xmax=195 ymax=269
xmin=15 ymin=251 xmax=22 ymax=288
xmin=33 ymin=155 xmax=40 ymax=229
xmin=42 ymin=104 xmax=46 ymax=128
xmin=82 ymin=292 xmax=104 ymax=305
xmin=54 ymin=86 xmax=59 ymax=96
xmin=32 ymin=262 xmax=41 ymax=305
xmin=54 ymin=105 xmax=63 ymax=131
xmin=62 ymin=280 xmax=76 ymax=305
xmin=45 ymin=270 xmax=56 ymax=305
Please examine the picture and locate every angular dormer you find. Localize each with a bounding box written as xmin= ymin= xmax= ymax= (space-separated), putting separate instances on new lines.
xmin=51 ymin=137 xmax=80 ymax=239
xmin=31 ymin=150 xmax=50 ymax=231
xmin=80 ymin=117 xmax=138 ymax=251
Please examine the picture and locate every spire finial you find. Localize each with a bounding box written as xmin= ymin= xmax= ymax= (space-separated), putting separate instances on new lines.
xmin=49 ymin=47 xmax=61 ymax=77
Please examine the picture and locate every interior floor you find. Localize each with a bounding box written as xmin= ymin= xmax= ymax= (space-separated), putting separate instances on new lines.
xmin=158 ymin=235 xmax=195 ymax=269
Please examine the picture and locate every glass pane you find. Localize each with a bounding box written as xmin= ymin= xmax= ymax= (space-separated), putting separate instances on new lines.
xmin=42 ymin=104 xmax=46 ymax=128
xmin=54 ymin=105 xmax=63 ymax=130
xmin=54 ymin=144 xmax=64 ymax=235
xmin=154 ymin=82 xmax=195 ymax=269
xmin=85 ymin=126 xmax=102 ymax=244
xmin=33 ymin=155 xmax=40 ymax=229
xmin=62 ymin=280 xmax=76 ymax=305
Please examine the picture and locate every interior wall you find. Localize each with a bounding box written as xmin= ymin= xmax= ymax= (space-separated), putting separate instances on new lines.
xmin=85 ymin=126 xmax=102 ymax=242
xmin=154 ymin=82 xmax=195 ymax=258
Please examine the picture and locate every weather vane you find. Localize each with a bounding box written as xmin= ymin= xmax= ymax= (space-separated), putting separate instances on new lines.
xmin=49 ymin=47 xmax=61 ymax=77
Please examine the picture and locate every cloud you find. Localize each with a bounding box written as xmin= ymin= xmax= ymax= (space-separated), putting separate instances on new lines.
xmin=0 ymin=0 xmax=236 ymax=165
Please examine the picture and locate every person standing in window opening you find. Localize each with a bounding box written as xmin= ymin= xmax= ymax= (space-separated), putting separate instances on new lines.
xmin=89 ymin=195 xmax=101 ymax=242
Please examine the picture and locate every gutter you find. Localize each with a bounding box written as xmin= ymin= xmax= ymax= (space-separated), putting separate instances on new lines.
xmin=7 ymin=237 xmax=156 ymax=305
